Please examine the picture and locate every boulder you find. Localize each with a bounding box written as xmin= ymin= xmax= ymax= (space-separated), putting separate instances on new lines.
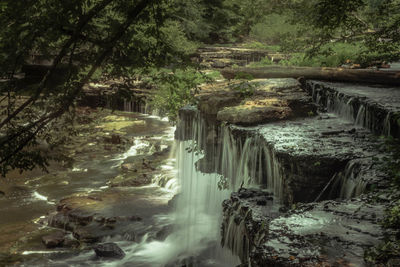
xmin=94 ymin=243 xmax=125 ymax=259
xmin=73 ymin=225 xmax=104 ymax=243
xmin=195 ymin=78 xmax=316 ymax=126
xmin=217 ymin=103 xmax=292 ymax=126
xmin=42 ymin=231 xmax=65 ymax=248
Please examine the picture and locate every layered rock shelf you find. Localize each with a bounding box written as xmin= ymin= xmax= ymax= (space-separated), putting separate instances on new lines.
xmin=196 ymin=78 xmax=316 ymax=126
xmin=223 ymin=188 xmax=385 ymax=267
xmin=176 ymin=76 xmax=394 ymax=266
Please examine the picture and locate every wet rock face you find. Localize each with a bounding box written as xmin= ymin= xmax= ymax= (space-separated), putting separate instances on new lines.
xmin=222 ymin=189 xmax=384 ymax=266
xmin=196 ymin=79 xmax=316 ymax=126
xmin=221 ymin=189 xmax=280 ymax=263
xmin=94 ymin=243 xmax=125 ymax=259
xmin=306 ymin=80 xmax=400 ymax=138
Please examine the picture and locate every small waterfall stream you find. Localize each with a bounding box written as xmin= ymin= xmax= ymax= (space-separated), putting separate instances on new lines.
xmin=308 ymin=82 xmax=381 ymax=200
xmin=328 ymin=160 xmax=368 ymax=200
xmin=309 ymin=81 xmax=395 ymax=137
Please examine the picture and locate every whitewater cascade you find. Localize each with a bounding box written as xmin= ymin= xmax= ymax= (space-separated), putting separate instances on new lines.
xmin=172 ymin=107 xmax=287 ymax=263
xmin=328 ymin=160 xmax=368 ymax=200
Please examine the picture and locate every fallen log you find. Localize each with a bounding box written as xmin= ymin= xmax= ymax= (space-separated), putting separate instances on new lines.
xmin=220 ymin=66 xmax=400 ymax=86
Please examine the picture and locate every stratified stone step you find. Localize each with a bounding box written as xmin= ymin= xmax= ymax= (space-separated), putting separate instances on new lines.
xmin=178 ymin=78 xmax=387 ymax=204
xmin=196 ymin=78 xmax=316 ymax=126
xmin=222 ymin=188 xmax=384 ymax=267
xmin=176 ymin=77 xmax=392 ymax=267
xmin=229 ymin=113 xmax=386 ymax=204
xmin=306 ymin=80 xmax=400 ymax=138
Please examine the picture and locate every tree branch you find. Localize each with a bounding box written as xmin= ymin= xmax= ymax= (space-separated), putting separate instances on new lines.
xmin=1 ymin=0 xmax=154 ymax=164
xmin=0 ymin=0 xmax=114 ymax=129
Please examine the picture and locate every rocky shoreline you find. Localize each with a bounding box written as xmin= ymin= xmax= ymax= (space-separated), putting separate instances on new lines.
xmin=0 ymin=108 xmax=176 ymax=265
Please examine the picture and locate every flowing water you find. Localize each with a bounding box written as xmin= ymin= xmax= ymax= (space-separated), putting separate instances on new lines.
xmin=309 ymin=82 xmax=390 ymax=199
xmin=2 ymin=80 xmax=389 ymax=265
xmin=108 ymin=140 xmax=240 ymax=267
xmin=1 ymin=109 xmax=241 ymax=266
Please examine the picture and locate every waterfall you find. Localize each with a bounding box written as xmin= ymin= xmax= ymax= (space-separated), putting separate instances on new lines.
xmin=217 ymin=127 xmax=283 ymax=201
xmin=326 ymin=93 xmax=355 ymax=122
xmin=223 ymin=215 xmax=250 ymax=262
xmin=123 ymin=99 xmax=147 ymax=113
xmin=339 ymin=161 xmax=367 ymax=199
xmin=383 ymin=112 xmax=392 ymax=136
xmin=171 ymin=140 xmax=237 ymax=263
xmin=355 ymin=104 xmax=366 ymax=126
xmin=311 ymin=83 xmax=357 ymax=122
xmin=118 ymin=109 xmax=240 ymax=266
xmin=328 ymin=160 xmax=367 ymax=199
xmin=308 ymin=81 xmax=396 ymax=138
xmin=173 ymin=107 xmax=287 ymax=263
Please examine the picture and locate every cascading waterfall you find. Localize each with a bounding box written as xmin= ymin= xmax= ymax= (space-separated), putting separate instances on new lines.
xmin=338 ymin=161 xmax=367 ymax=199
xmin=173 ymin=108 xmax=286 ymax=263
xmin=217 ymin=127 xmax=284 ymax=201
xmin=223 ymin=215 xmax=250 ymax=262
xmin=311 ymin=82 xmax=363 ymax=125
xmin=325 ymin=92 xmax=355 ymax=122
xmin=108 ymin=105 xmax=286 ymax=265
xmin=309 ymin=82 xmax=383 ymax=200
xmin=309 ymin=81 xmax=394 ymax=138
xmin=355 ymin=104 xmax=366 ymax=126
xmin=118 ymin=109 xmax=240 ymax=266
xmin=172 ymin=140 xmax=238 ymax=264
xmin=123 ymin=99 xmax=147 ymax=113
xmin=218 ymin=134 xmax=283 ymax=262
xmin=383 ymin=112 xmax=392 ymax=136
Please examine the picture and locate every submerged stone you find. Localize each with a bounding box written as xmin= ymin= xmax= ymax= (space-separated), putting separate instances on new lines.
xmin=42 ymin=231 xmax=65 ymax=248
xmin=94 ymin=243 xmax=125 ymax=259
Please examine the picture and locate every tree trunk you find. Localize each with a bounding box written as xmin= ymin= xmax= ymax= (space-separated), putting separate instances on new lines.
xmin=220 ymin=66 xmax=400 ymax=86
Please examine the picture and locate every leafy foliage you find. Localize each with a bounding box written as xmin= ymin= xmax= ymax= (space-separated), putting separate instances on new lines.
xmin=0 ymin=0 xmax=198 ymax=176
xmin=246 ymin=0 xmax=400 ymax=64
xmin=149 ymin=69 xmax=217 ymax=122
xmin=365 ymin=136 xmax=400 ymax=265
xmin=250 ymin=13 xmax=300 ymax=45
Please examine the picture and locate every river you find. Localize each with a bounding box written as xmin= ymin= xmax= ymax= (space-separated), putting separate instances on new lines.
xmin=0 ymin=108 xmax=239 ymax=266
